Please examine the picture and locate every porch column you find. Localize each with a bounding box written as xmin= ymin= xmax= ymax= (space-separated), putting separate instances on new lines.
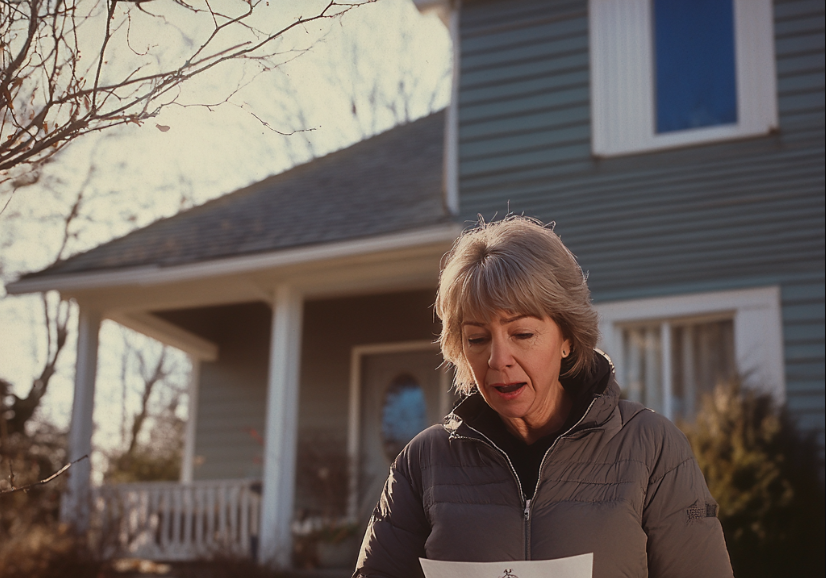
xmin=180 ymin=357 xmax=201 ymax=484
xmin=60 ymin=306 xmax=101 ymax=531
xmin=259 ymin=285 xmax=304 ymax=568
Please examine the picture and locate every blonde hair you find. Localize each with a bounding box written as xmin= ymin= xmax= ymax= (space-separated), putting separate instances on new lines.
xmin=435 ymin=216 xmax=599 ymax=394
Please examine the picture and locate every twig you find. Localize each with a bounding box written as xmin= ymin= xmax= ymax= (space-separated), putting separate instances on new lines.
xmin=0 ymin=454 xmax=88 ymax=495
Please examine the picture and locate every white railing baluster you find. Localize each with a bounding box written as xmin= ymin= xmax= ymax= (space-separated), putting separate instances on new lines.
xmin=171 ymin=485 xmax=183 ymax=555
xmin=228 ymin=484 xmax=239 ymax=555
xmin=148 ymin=487 xmax=160 ymax=559
xmin=160 ymin=486 xmax=171 ymax=551
xmin=240 ymin=484 xmax=250 ymax=557
xmin=205 ymin=485 xmax=216 ymax=550
xmin=217 ymin=483 xmax=227 ymax=552
xmin=194 ymin=485 xmax=205 ymax=557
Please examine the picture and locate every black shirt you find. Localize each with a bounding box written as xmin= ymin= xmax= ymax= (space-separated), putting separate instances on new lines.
xmin=462 ymin=352 xmax=612 ymax=499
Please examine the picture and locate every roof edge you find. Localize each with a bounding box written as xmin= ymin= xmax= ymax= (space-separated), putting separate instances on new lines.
xmin=5 ymin=224 xmax=463 ymax=295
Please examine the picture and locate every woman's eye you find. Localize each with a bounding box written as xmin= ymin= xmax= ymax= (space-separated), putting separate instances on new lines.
xmin=514 ymin=333 xmax=534 ymax=340
xmin=466 ymin=336 xmax=487 ymax=345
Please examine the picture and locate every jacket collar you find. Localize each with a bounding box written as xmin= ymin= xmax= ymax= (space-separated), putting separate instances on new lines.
xmin=444 ymin=350 xmax=622 ymax=442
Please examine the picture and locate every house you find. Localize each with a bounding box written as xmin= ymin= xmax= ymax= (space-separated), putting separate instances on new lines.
xmin=6 ymin=0 xmax=824 ymax=570
xmin=432 ymin=0 xmax=822 ymax=438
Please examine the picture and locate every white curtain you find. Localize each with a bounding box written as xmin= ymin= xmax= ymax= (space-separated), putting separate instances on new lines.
xmin=622 ymin=319 xmax=735 ymax=420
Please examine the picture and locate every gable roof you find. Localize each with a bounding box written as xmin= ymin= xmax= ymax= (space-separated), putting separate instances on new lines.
xmin=18 ymin=110 xmax=450 ymax=283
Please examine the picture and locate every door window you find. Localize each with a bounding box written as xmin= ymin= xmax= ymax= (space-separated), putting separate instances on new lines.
xmin=381 ymin=374 xmax=427 ymax=461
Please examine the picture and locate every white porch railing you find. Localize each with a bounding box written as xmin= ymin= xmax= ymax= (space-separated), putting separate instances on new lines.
xmin=91 ymin=479 xmax=261 ymax=561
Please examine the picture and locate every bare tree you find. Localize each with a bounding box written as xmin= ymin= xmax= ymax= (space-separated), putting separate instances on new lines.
xmin=106 ymin=330 xmax=187 ymax=482
xmin=320 ymin=0 xmax=451 ymax=140
xmin=0 ymin=163 xmax=91 ymax=435
xmin=0 ymin=0 xmax=449 ymax=441
xmin=0 ymin=0 xmax=374 ymax=188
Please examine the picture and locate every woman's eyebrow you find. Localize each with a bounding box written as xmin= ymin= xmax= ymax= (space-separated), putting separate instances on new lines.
xmin=462 ymin=314 xmax=531 ymax=327
xmin=502 ymin=313 xmax=530 ymax=324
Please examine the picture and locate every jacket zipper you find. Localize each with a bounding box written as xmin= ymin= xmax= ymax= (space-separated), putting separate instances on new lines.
xmin=523 ymin=498 xmax=532 ymax=559
xmin=451 ymin=395 xmax=603 ymax=561
xmin=528 ymin=396 xmax=601 ymax=501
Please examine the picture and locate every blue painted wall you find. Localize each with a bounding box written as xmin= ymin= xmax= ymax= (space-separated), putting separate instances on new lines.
xmin=457 ymin=0 xmax=825 ymax=443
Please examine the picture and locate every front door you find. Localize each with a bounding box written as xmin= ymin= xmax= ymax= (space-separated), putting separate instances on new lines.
xmin=356 ymin=346 xmax=450 ymax=523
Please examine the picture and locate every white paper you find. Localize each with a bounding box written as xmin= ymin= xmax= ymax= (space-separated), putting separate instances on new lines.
xmin=419 ymin=553 xmax=593 ymax=578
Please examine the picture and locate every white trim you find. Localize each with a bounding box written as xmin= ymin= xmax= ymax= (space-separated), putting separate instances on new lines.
xmin=60 ymin=307 xmax=102 ymax=531
xmin=180 ymin=357 xmax=200 ymax=484
xmin=259 ymin=285 xmax=304 ymax=568
xmin=443 ymin=2 xmax=461 ymax=216
xmin=5 ymin=224 xmax=462 ymax=295
xmin=346 ymin=340 xmax=440 ymax=520
xmin=596 ymin=286 xmax=786 ymax=407
xmin=590 ymin=0 xmax=778 ymax=157
xmin=108 ymin=311 xmax=218 ymax=362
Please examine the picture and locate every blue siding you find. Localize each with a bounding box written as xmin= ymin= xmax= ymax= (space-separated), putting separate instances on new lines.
xmin=457 ymin=0 xmax=825 ymax=441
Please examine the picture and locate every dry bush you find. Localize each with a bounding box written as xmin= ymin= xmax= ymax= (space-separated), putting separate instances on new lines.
xmin=0 ymin=523 xmax=104 ymax=578
xmin=682 ymin=379 xmax=825 ymax=578
xmin=0 ymin=422 xmax=104 ymax=578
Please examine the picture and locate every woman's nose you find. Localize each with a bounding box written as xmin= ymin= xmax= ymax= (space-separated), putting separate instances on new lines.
xmin=488 ymin=336 xmax=514 ymax=369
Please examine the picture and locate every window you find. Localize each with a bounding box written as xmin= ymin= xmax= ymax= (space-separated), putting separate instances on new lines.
xmin=596 ymin=287 xmax=785 ymax=421
xmin=589 ymin=0 xmax=778 ymax=156
xmin=620 ymin=316 xmax=736 ymax=420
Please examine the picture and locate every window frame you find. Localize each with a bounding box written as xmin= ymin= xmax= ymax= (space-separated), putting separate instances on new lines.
xmin=596 ymin=286 xmax=785 ymax=420
xmin=589 ymin=0 xmax=778 ymax=157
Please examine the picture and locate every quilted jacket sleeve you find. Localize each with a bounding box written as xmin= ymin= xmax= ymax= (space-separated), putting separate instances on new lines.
xmin=353 ymin=462 xmax=430 ymax=578
xmin=642 ymin=417 xmax=734 ymax=578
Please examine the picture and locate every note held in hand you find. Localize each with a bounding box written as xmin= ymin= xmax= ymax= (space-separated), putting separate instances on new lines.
xmin=419 ymin=552 xmax=593 ymax=578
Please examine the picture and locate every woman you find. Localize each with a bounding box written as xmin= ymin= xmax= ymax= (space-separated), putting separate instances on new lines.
xmin=354 ymin=217 xmax=733 ymax=578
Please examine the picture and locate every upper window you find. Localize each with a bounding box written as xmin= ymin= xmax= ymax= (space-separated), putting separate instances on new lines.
xmin=596 ymin=287 xmax=785 ymax=421
xmin=589 ymin=0 xmax=778 ymax=156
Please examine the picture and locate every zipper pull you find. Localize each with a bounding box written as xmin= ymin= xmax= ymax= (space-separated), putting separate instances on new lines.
xmin=524 ymin=498 xmax=531 ymax=521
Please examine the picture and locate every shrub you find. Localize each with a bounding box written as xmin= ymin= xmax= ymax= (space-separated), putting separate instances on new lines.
xmin=0 ymin=523 xmax=104 ymax=578
xmin=681 ymin=380 xmax=825 ymax=578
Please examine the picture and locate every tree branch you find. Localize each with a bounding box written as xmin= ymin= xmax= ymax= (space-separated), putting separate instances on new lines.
xmin=0 ymin=454 xmax=88 ymax=495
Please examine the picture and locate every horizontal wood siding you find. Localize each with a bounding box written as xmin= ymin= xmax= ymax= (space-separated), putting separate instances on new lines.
xmin=158 ymin=303 xmax=272 ymax=481
xmin=458 ymin=0 xmax=825 ymax=440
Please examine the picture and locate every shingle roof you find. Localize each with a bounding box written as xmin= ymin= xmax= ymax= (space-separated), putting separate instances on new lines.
xmin=23 ymin=110 xmax=450 ymax=280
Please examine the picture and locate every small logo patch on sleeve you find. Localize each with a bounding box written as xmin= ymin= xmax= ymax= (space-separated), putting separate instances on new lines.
xmin=687 ymin=503 xmax=718 ymax=520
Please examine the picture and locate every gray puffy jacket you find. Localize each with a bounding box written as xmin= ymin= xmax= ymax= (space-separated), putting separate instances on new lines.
xmin=354 ymin=373 xmax=733 ymax=578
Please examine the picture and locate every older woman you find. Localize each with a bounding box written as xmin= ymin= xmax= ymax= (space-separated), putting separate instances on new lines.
xmin=354 ymin=217 xmax=733 ymax=578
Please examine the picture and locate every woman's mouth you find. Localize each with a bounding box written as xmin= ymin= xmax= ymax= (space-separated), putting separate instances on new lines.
xmin=491 ymin=382 xmax=526 ymax=400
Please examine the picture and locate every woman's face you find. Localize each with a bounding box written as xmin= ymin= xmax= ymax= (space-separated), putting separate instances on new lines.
xmin=461 ymin=310 xmax=572 ymax=437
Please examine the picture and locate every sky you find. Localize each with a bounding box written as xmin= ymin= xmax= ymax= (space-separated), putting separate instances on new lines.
xmin=0 ymin=0 xmax=451 ymax=472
